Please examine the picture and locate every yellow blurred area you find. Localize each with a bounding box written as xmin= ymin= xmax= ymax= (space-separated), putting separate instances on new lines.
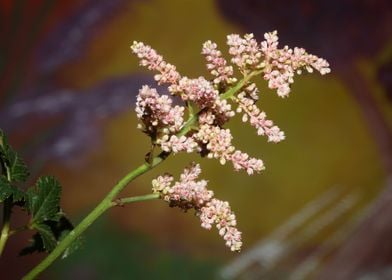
xmin=58 ymin=0 xmax=235 ymax=88
xmin=42 ymin=0 xmax=387 ymax=259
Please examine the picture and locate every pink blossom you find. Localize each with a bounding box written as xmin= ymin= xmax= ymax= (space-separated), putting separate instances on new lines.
xmin=260 ymin=31 xmax=331 ymax=97
xmin=135 ymin=85 xmax=184 ymax=133
xmin=133 ymin=31 xmax=330 ymax=253
xmin=193 ymin=124 xmax=265 ymax=174
xmin=230 ymin=150 xmax=265 ymax=175
xmin=191 ymin=99 xmax=234 ymax=127
xmin=131 ymin=41 xmax=181 ymax=85
xmin=211 ymin=99 xmax=235 ymax=125
xmin=199 ymin=199 xmax=242 ymax=251
xmin=175 ymin=77 xmax=218 ymax=108
xmin=158 ymin=135 xmax=199 ymax=153
xmin=202 ymin=40 xmax=236 ymax=85
xmin=227 ymin=33 xmax=262 ymax=72
xmin=198 ymin=111 xmax=216 ymax=125
xmin=194 ymin=124 xmax=235 ymax=165
xmin=260 ymin=30 xmax=279 ymax=58
xmin=152 ymin=174 xmax=174 ymax=195
xmin=243 ymin=82 xmax=260 ymax=100
xmin=152 ymin=163 xmax=242 ymax=251
xmin=236 ymin=93 xmax=285 ymax=142
xmin=180 ymin=162 xmax=202 ymax=182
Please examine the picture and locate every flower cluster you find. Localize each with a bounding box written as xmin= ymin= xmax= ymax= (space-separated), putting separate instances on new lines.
xmin=152 ymin=163 xmax=242 ymax=251
xmin=131 ymin=31 xmax=329 ymax=172
xmin=202 ymin=40 xmax=236 ymax=85
xmin=194 ymin=123 xmax=264 ymax=174
xmin=135 ymin=85 xmax=184 ymax=134
xmin=227 ymin=33 xmax=262 ymax=73
xmin=131 ymin=41 xmax=180 ymax=85
xmin=131 ymin=31 xmax=330 ymax=251
xmin=236 ymin=92 xmax=285 ymax=142
xmin=261 ymin=31 xmax=330 ymax=97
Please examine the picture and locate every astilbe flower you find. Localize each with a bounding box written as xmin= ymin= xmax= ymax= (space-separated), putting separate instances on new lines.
xmin=227 ymin=33 xmax=262 ymax=73
xmin=199 ymin=199 xmax=242 ymax=252
xmin=210 ymin=98 xmax=235 ymax=125
xmin=230 ymin=150 xmax=265 ymax=175
xmin=157 ymin=135 xmax=199 ymax=154
xmin=135 ymin=85 xmax=184 ymax=134
xmin=131 ymin=31 xmax=330 ymax=251
xmin=236 ymin=92 xmax=285 ymax=143
xmin=152 ymin=163 xmax=242 ymax=251
xmin=175 ymin=76 xmax=218 ymax=108
xmin=131 ymin=31 xmax=330 ymax=174
xmin=202 ymin=40 xmax=236 ymax=85
xmin=261 ymin=31 xmax=330 ymax=97
xmin=193 ymin=124 xmax=264 ymax=174
xmin=131 ymin=41 xmax=181 ymax=85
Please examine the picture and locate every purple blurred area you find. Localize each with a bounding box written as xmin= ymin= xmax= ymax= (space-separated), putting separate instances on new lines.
xmin=35 ymin=0 xmax=128 ymax=76
xmin=217 ymin=0 xmax=392 ymax=62
xmin=0 ymin=74 xmax=153 ymax=165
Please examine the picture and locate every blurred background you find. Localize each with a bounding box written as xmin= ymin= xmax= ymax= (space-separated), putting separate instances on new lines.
xmin=0 ymin=0 xmax=391 ymax=279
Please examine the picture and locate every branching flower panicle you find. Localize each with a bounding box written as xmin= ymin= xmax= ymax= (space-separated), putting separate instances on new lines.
xmin=131 ymin=30 xmax=330 ymax=251
xmin=152 ymin=163 xmax=242 ymax=251
xmin=4 ymin=31 xmax=331 ymax=280
xmin=202 ymin=40 xmax=236 ymax=85
xmin=260 ymin=31 xmax=330 ymax=97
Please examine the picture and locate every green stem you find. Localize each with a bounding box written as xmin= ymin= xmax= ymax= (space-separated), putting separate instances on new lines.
xmin=112 ymin=193 xmax=160 ymax=206
xmin=0 ymin=198 xmax=12 ymax=256
xmin=0 ymin=156 xmax=13 ymax=256
xmin=22 ymin=154 xmax=167 ymax=280
xmin=178 ymin=112 xmax=200 ymax=136
xmin=220 ymin=70 xmax=262 ymax=100
xmin=23 ymin=73 xmax=257 ymax=279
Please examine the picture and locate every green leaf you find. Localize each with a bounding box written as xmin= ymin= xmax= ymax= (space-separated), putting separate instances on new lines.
xmin=0 ymin=129 xmax=29 ymax=182
xmin=33 ymin=223 xmax=57 ymax=252
xmin=11 ymin=187 xmax=25 ymax=203
xmin=0 ymin=176 xmax=13 ymax=202
xmin=20 ymin=215 xmax=82 ymax=256
xmin=42 ymin=215 xmax=83 ymax=258
xmin=19 ymin=233 xmax=45 ymax=256
xmin=56 ymin=216 xmax=83 ymax=259
xmin=0 ymin=175 xmax=25 ymax=203
xmin=27 ymin=176 xmax=61 ymax=223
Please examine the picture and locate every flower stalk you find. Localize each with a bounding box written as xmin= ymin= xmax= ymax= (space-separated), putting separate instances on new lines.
xmin=22 ymin=71 xmax=258 ymax=279
xmin=23 ymin=155 xmax=164 ymax=280
xmin=21 ymin=30 xmax=330 ymax=279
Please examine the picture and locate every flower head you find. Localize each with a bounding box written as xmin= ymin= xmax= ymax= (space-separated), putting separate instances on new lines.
xmin=132 ymin=32 xmax=329 ymax=173
xmin=199 ymin=199 xmax=242 ymax=251
xmin=202 ymin=40 xmax=236 ymax=85
xmin=260 ymin=31 xmax=330 ymax=97
xmin=176 ymin=76 xmax=218 ymax=108
xmin=135 ymin=85 xmax=184 ymax=135
xmin=152 ymin=163 xmax=242 ymax=251
xmin=131 ymin=41 xmax=181 ymax=85
xmin=132 ymin=31 xmax=330 ymax=251
xmin=236 ymin=92 xmax=285 ymax=142
xmin=227 ymin=33 xmax=262 ymax=73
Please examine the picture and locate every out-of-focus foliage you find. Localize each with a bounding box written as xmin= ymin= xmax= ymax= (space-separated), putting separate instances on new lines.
xmin=50 ymin=219 xmax=219 ymax=280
